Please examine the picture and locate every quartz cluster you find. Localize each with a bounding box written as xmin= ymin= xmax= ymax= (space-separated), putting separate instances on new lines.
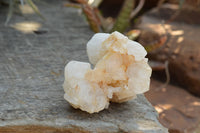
xmin=63 ymin=31 xmax=152 ymax=113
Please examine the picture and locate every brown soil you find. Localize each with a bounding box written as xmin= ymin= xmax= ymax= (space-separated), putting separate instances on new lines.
xmin=145 ymin=80 xmax=200 ymax=133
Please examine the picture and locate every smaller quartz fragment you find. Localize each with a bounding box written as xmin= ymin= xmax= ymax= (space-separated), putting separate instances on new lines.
xmin=63 ymin=31 xmax=152 ymax=113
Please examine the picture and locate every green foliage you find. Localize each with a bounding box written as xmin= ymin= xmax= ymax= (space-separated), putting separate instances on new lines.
xmin=66 ymin=0 xmax=146 ymax=33
xmin=111 ymin=0 xmax=135 ymax=33
xmin=26 ymin=0 xmax=44 ymax=20
xmin=179 ymin=0 xmax=185 ymax=8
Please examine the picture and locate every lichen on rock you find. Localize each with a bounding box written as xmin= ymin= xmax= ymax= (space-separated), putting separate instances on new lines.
xmin=63 ymin=31 xmax=152 ymax=113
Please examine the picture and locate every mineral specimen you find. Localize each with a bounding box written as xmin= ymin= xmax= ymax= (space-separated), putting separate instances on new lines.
xmin=63 ymin=31 xmax=152 ymax=113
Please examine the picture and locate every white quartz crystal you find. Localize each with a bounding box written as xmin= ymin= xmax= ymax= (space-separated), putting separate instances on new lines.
xmin=87 ymin=33 xmax=110 ymax=65
xmin=63 ymin=31 xmax=152 ymax=113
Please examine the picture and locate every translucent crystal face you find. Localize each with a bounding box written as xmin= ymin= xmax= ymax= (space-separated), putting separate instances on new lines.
xmin=63 ymin=31 xmax=152 ymax=113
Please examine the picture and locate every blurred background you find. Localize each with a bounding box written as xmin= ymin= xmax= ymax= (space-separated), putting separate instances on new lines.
xmin=1 ymin=0 xmax=200 ymax=132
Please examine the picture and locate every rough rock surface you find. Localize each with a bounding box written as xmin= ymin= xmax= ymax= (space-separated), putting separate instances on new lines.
xmin=145 ymin=80 xmax=200 ymax=133
xmin=0 ymin=1 xmax=167 ymax=132
xmin=137 ymin=4 xmax=200 ymax=96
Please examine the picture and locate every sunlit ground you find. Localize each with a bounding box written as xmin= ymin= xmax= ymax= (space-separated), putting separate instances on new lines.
xmin=11 ymin=21 xmax=41 ymax=33
xmin=145 ymin=80 xmax=200 ymax=132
